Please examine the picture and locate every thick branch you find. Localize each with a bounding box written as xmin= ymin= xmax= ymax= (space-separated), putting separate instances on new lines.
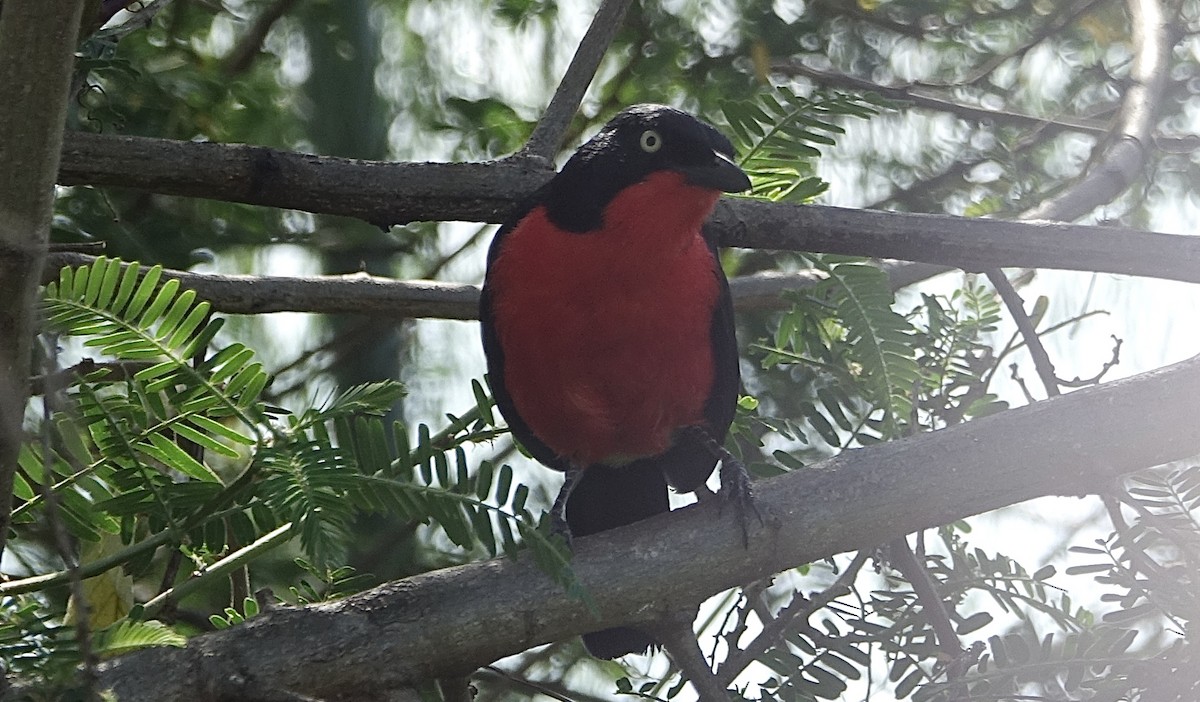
xmin=52 ymin=133 xmax=1200 ymax=284
xmin=57 ymin=131 xmax=554 ymax=227
xmin=709 ymin=200 xmax=1200 ymax=285
xmin=0 ymin=0 xmax=87 ymax=561
xmin=96 ymin=353 xmax=1200 ymax=701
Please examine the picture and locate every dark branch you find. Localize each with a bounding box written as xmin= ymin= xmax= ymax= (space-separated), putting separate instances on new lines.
xmin=988 ymin=270 xmax=1060 ymax=398
xmin=522 ymin=0 xmax=634 ymax=160
xmin=52 ymin=132 xmax=1200 ymax=284
xmin=654 ymin=612 xmax=727 ymax=702
xmin=57 ymin=131 xmax=555 ymax=227
xmin=224 ymin=0 xmax=299 ymax=75
xmin=95 ymin=353 xmax=1200 ymax=701
xmin=0 ymin=0 xmax=88 ymax=566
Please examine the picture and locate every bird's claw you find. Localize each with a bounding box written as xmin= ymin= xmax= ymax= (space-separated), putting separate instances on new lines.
xmin=549 ymin=510 xmax=574 ymax=550
xmin=719 ymin=455 xmax=761 ymax=548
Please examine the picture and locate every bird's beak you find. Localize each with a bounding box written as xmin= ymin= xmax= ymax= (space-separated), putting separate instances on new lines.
xmin=681 ymin=151 xmax=752 ymax=193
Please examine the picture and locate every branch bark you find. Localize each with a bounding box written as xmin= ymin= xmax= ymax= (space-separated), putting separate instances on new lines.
xmin=1021 ymin=0 xmax=1176 ymax=222
xmin=95 ymin=353 xmax=1200 ymax=701
xmin=57 ymin=131 xmax=554 ymax=227
xmin=521 ymin=0 xmax=634 ymax=160
xmin=0 ymin=0 xmax=87 ymax=562
xmin=53 ymin=132 xmax=1200 ymax=283
xmin=40 ymin=253 xmax=943 ymax=319
xmin=707 ymin=200 xmax=1200 ymax=284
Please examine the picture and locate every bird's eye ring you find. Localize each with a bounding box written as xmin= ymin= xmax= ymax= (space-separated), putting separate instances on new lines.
xmin=639 ymin=129 xmax=663 ymax=153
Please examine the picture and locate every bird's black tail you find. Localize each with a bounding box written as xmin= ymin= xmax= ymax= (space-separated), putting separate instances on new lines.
xmin=566 ymin=462 xmax=670 ymax=659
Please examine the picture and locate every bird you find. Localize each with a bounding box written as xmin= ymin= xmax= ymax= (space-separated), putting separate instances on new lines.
xmin=480 ymin=104 xmax=753 ymax=658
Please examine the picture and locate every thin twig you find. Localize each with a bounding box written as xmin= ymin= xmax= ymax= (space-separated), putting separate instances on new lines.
xmin=988 ymin=269 xmax=1060 ymax=398
xmin=141 ymin=522 xmax=294 ymax=617
xmin=654 ymin=611 xmax=729 ymax=702
xmin=956 ymin=0 xmax=1106 ymax=86
xmin=36 ymin=336 xmax=99 ymax=697
xmin=521 ymin=0 xmax=634 ymax=160
xmin=224 ymin=0 xmax=299 ymax=75
xmin=436 ymin=676 xmax=473 ymax=702
xmin=29 ymin=358 xmax=156 ymax=396
xmin=479 ymin=665 xmax=579 ymax=702
xmin=717 ymin=551 xmax=870 ymax=686
xmin=1057 ymin=335 xmax=1123 ymax=387
xmin=420 ymin=223 xmax=492 ymax=280
xmin=1009 ymin=364 xmax=1036 ymax=404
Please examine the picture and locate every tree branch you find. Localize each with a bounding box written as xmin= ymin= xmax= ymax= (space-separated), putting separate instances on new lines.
xmin=57 ymin=131 xmax=555 ymax=227
xmin=988 ymin=270 xmax=1061 ymax=398
xmin=654 ymin=612 xmax=728 ymax=702
xmin=50 ymin=131 xmax=1200 ymax=284
xmin=40 ymin=253 xmax=943 ymax=319
xmin=224 ymin=0 xmax=299 ymax=75
xmin=1021 ymin=0 xmax=1177 ymax=222
xmin=95 ymin=353 xmax=1200 ymax=701
xmin=0 ymin=0 xmax=87 ymax=563
xmin=775 ymin=62 xmax=1112 ymax=140
xmin=521 ymin=0 xmax=634 ymax=160
xmin=707 ymin=199 xmax=1200 ymax=285
xmin=985 ymin=0 xmax=1179 ymax=406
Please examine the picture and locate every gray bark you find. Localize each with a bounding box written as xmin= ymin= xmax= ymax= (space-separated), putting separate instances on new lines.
xmin=0 ymin=0 xmax=87 ymax=560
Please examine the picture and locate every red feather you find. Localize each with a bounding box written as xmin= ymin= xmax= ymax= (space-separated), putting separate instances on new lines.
xmin=486 ymin=172 xmax=723 ymax=465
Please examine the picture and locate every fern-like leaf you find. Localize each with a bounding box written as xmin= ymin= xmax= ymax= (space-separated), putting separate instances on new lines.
xmin=93 ymin=619 xmax=186 ymax=657
xmin=722 ymin=88 xmax=879 ymax=203
xmin=811 ymin=256 xmax=919 ymax=435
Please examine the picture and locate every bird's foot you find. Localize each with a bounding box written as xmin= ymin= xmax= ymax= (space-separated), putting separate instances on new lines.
xmin=683 ymin=426 xmax=761 ymax=547
xmin=548 ymin=467 xmax=584 ymax=550
xmin=719 ymin=454 xmax=761 ymax=547
xmin=548 ymin=509 xmax=574 ymax=550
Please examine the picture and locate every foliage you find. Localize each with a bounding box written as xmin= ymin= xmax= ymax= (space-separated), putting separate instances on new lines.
xmin=5 ymin=257 xmax=564 ymax=688
xmin=721 ymin=88 xmax=881 ymax=203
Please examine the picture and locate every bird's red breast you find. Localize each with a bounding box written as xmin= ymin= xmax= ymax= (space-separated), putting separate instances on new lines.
xmin=486 ymin=171 xmax=723 ymax=466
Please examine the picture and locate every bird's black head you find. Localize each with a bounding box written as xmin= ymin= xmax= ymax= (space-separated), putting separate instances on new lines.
xmin=543 ymin=104 xmax=751 ymax=232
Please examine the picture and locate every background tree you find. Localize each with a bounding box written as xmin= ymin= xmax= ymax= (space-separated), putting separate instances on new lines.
xmin=3 ymin=0 xmax=1200 ymax=700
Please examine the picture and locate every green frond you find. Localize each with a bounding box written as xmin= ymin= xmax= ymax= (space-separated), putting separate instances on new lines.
xmin=44 ymin=258 xmax=268 ymax=430
xmin=811 ymin=256 xmax=919 ymax=435
xmin=93 ymin=619 xmax=186 ymax=657
xmin=721 ymin=88 xmax=879 ymax=203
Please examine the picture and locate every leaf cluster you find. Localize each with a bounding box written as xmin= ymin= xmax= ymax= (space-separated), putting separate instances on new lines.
xmin=4 ymin=258 xmax=567 ymax=688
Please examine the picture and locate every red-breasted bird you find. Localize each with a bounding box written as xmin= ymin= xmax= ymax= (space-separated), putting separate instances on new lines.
xmin=480 ymin=104 xmax=753 ymax=658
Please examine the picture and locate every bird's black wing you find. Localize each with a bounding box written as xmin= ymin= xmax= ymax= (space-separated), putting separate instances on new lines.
xmin=479 ymin=198 xmax=572 ymax=474
xmin=659 ymin=240 xmax=741 ymax=493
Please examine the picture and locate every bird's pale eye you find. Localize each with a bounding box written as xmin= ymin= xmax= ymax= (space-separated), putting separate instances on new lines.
xmin=639 ymin=129 xmax=663 ymax=153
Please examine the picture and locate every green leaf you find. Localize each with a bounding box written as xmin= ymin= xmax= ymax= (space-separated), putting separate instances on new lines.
xmin=94 ymin=619 xmax=186 ymax=656
xmin=139 ymin=433 xmax=221 ymax=482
